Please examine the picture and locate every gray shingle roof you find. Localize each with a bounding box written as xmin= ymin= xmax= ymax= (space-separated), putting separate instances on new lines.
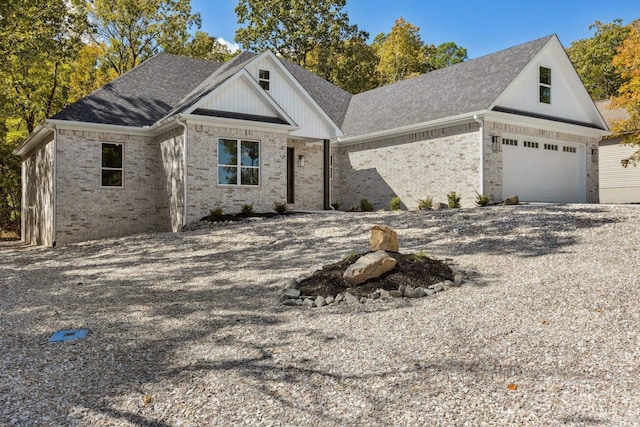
xmin=280 ymin=59 xmax=352 ymax=128
xmin=52 ymin=53 xmax=222 ymax=127
xmin=341 ymin=35 xmax=555 ymax=138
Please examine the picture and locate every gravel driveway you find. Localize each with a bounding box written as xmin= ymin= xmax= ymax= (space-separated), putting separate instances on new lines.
xmin=1 ymin=205 xmax=639 ymax=426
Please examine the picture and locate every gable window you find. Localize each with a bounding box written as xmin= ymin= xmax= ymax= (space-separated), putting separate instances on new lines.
xmin=539 ymin=66 xmax=551 ymax=104
xmin=218 ymin=138 xmax=260 ymax=186
xmin=258 ymin=69 xmax=270 ymax=91
xmin=101 ymin=143 xmax=123 ymax=187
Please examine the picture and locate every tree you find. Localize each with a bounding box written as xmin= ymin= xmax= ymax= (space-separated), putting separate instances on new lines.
xmin=566 ymin=20 xmax=630 ymax=100
xmin=424 ymin=41 xmax=468 ymax=71
xmin=325 ymin=35 xmax=380 ymax=94
xmin=82 ymin=0 xmax=202 ymax=75
xmin=374 ymin=18 xmax=425 ymax=85
xmin=235 ymin=0 xmax=361 ymax=68
xmin=610 ymin=19 xmax=640 ymax=167
xmin=182 ymin=31 xmax=238 ymax=62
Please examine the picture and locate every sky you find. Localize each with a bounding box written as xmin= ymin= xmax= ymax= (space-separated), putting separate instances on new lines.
xmin=190 ymin=0 xmax=638 ymax=59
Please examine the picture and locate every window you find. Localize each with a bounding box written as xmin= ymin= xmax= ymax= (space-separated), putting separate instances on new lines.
xmin=523 ymin=141 xmax=539 ymax=149
xmin=544 ymin=143 xmax=558 ymax=151
xmin=258 ymin=69 xmax=270 ymax=90
xmin=218 ymin=138 xmax=260 ymax=186
xmin=502 ymin=138 xmax=518 ymax=146
xmin=101 ymin=143 xmax=123 ymax=187
xmin=563 ymin=146 xmax=576 ymax=153
xmin=539 ymin=66 xmax=551 ymax=104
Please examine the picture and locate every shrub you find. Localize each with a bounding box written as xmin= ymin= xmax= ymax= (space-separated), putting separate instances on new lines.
xmin=408 ymin=250 xmax=428 ymax=262
xmin=360 ymin=198 xmax=374 ymax=212
xmin=273 ymin=201 xmax=288 ymax=215
xmin=241 ymin=203 xmax=254 ymax=214
xmin=475 ymin=192 xmax=490 ymax=207
xmin=418 ymin=197 xmax=433 ymax=210
xmin=209 ymin=207 xmax=225 ymax=221
xmin=389 ymin=196 xmax=402 ymax=211
xmin=447 ymin=191 xmax=461 ymax=209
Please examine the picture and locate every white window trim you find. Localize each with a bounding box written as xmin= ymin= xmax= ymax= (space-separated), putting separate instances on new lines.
xmin=217 ymin=138 xmax=261 ymax=187
xmin=258 ymin=69 xmax=270 ymax=91
xmin=100 ymin=142 xmax=124 ymax=188
xmin=539 ymin=66 xmax=551 ymax=105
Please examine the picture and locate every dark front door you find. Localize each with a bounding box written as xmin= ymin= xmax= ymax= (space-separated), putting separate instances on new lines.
xmin=287 ymin=147 xmax=295 ymax=204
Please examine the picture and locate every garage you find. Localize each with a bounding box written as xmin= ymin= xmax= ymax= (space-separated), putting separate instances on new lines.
xmin=502 ymin=137 xmax=586 ymax=203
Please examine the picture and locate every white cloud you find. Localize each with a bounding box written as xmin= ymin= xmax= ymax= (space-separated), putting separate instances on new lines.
xmin=217 ymin=37 xmax=240 ymax=53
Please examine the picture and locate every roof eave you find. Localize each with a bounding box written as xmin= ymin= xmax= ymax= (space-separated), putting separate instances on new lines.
xmin=335 ymin=111 xmax=486 ymax=146
xmin=486 ymin=110 xmax=610 ymax=138
xmin=13 ymin=122 xmax=54 ymax=157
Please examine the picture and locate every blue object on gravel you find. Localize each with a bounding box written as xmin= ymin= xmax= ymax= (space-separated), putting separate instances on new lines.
xmin=49 ymin=329 xmax=90 ymax=343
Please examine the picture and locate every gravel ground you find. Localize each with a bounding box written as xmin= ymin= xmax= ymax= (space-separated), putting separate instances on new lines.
xmin=1 ymin=204 xmax=639 ymax=426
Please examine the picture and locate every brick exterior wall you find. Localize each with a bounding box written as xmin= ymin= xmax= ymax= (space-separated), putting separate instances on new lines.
xmin=486 ymin=121 xmax=600 ymax=203
xmin=287 ymin=139 xmax=324 ymax=210
xmin=22 ymin=134 xmax=54 ymax=246
xmin=185 ymin=124 xmax=288 ymax=222
xmin=332 ymin=123 xmax=481 ymax=210
xmin=158 ymin=128 xmax=184 ymax=232
xmin=54 ymin=129 xmax=163 ymax=243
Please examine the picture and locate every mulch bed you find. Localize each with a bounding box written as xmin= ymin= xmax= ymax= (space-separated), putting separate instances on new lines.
xmin=297 ymin=252 xmax=454 ymax=298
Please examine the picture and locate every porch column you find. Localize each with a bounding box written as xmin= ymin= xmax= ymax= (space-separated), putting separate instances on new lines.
xmin=323 ymin=139 xmax=330 ymax=210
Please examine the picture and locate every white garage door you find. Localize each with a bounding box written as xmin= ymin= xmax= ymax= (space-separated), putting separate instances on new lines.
xmin=502 ymin=138 xmax=586 ymax=203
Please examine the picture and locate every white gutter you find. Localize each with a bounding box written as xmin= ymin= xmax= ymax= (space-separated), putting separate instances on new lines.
xmin=473 ymin=115 xmax=485 ymax=196
xmin=336 ymin=111 xmax=487 ymax=146
xmin=45 ymin=122 xmax=58 ymax=247
xmin=176 ymin=116 xmax=188 ymax=228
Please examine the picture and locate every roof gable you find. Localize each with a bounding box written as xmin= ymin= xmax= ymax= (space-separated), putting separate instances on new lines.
xmin=341 ymin=35 xmax=554 ymax=138
xmin=493 ymin=35 xmax=608 ymax=130
xmin=53 ymin=53 xmax=221 ymax=127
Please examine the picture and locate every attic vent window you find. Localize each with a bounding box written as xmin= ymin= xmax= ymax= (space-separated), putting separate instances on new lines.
xmin=258 ymin=69 xmax=270 ymax=90
xmin=539 ymin=66 xmax=551 ymax=104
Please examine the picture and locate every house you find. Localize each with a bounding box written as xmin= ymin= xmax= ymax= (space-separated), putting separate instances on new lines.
xmin=596 ymin=100 xmax=640 ymax=203
xmin=15 ymin=34 xmax=609 ymax=246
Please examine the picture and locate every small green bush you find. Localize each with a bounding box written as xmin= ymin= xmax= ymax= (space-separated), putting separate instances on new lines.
xmin=209 ymin=207 xmax=225 ymax=221
xmin=447 ymin=191 xmax=461 ymax=209
xmin=418 ymin=197 xmax=433 ymax=210
xmin=241 ymin=203 xmax=254 ymax=214
xmin=360 ymin=198 xmax=374 ymax=212
xmin=475 ymin=192 xmax=490 ymax=207
xmin=343 ymin=250 xmax=358 ymax=263
xmin=273 ymin=201 xmax=288 ymax=215
xmin=408 ymin=250 xmax=427 ymax=262
xmin=389 ymin=196 xmax=402 ymax=211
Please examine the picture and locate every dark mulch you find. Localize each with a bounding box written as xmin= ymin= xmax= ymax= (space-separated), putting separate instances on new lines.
xmin=297 ymin=252 xmax=454 ymax=298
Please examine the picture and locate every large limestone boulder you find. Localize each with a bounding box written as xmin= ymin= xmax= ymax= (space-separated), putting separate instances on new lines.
xmin=343 ymin=250 xmax=397 ymax=285
xmin=370 ymin=225 xmax=399 ymax=252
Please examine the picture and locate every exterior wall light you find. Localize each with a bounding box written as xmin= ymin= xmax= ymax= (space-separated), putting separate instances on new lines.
xmin=491 ymin=135 xmax=502 ymax=152
xmin=298 ymin=154 xmax=305 ymax=167
xmin=591 ymin=148 xmax=598 ymax=163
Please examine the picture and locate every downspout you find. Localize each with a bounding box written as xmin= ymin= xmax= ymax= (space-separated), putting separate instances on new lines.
xmin=473 ymin=115 xmax=485 ymax=196
xmin=176 ymin=116 xmax=188 ymax=228
xmin=44 ymin=122 xmax=57 ymax=247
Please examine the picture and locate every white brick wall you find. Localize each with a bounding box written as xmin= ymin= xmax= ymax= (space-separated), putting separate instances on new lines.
xmin=186 ymin=124 xmax=288 ymax=221
xmin=333 ymin=123 xmax=481 ymax=210
xmin=287 ymin=139 xmax=324 ymax=210
xmin=22 ymin=135 xmax=54 ymax=246
xmin=158 ymin=128 xmax=185 ymax=231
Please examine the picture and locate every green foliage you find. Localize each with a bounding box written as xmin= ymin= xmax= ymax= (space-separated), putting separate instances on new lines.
xmin=359 ymin=198 xmax=374 ymax=212
xmin=447 ymin=191 xmax=461 ymax=209
xmin=475 ymin=192 xmax=490 ymax=207
xmin=241 ymin=203 xmax=254 ymax=214
xmin=209 ymin=207 xmax=225 ymax=221
xmin=182 ymin=31 xmax=239 ymax=62
xmin=389 ymin=196 xmax=402 ymax=211
xmin=343 ymin=250 xmax=358 ymax=263
xmin=424 ymin=41 xmax=468 ymax=71
xmin=374 ymin=18 xmax=425 ymax=84
xmin=235 ymin=0 xmax=362 ymax=68
xmin=566 ymin=20 xmax=630 ymax=100
xmin=273 ymin=201 xmax=288 ymax=215
xmin=418 ymin=197 xmax=433 ymax=210
xmin=82 ymin=0 xmax=202 ymax=75
xmin=408 ymin=250 xmax=427 ymax=262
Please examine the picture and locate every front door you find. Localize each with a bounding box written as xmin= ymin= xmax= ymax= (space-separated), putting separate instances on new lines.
xmin=287 ymin=147 xmax=295 ymax=204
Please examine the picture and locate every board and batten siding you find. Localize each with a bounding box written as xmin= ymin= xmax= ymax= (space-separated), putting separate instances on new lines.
xmin=198 ymin=76 xmax=277 ymax=118
xmin=245 ymin=57 xmax=337 ymax=140
xmin=599 ymin=138 xmax=640 ymax=203
xmin=495 ymin=38 xmax=602 ymax=127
